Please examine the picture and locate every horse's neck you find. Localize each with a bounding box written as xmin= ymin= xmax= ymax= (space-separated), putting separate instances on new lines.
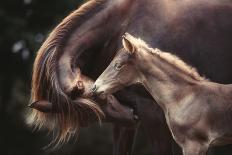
xmin=63 ymin=0 xmax=137 ymax=57
xmin=58 ymin=0 xmax=137 ymax=91
xmin=137 ymin=51 xmax=199 ymax=109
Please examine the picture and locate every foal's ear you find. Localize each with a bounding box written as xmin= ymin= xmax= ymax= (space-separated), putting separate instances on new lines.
xmin=28 ymin=100 xmax=53 ymax=113
xmin=122 ymin=33 xmax=136 ymax=54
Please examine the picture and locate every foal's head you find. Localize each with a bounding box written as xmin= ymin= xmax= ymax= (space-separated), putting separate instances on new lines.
xmin=93 ymin=33 xmax=146 ymax=96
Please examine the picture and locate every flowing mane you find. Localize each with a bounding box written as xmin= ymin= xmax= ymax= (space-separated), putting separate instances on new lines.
xmin=28 ymin=0 xmax=106 ymax=147
xmin=134 ymin=37 xmax=206 ymax=81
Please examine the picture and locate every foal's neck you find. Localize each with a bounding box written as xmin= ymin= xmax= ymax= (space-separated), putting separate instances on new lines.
xmin=136 ymin=49 xmax=203 ymax=109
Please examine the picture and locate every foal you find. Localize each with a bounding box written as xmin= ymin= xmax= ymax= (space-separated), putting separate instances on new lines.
xmin=93 ymin=33 xmax=232 ymax=155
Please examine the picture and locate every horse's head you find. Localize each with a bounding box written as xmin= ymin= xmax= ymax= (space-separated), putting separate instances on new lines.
xmin=28 ymin=55 xmax=103 ymax=146
xmin=28 ymin=55 xmax=137 ymax=147
xmin=93 ymin=33 xmax=142 ymax=97
xmin=29 ymin=72 xmax=137 ymax=125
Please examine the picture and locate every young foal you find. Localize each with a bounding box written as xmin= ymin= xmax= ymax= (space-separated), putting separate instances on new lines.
xmin=93 ymin=33 xmax=232 ymax=155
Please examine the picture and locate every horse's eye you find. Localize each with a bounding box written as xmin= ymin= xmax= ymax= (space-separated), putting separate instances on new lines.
xmin=114 ymin=63 xmax=123 ymax=70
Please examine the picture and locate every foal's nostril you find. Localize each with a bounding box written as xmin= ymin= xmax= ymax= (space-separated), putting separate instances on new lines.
xmin=91 ymin=84 xmax=97 ymax=93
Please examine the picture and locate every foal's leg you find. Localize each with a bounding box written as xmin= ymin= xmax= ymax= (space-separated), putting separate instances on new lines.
xmin=182 ymin=142 xmax=208 ymax=155
xmin=113 ymin=124 xmax=138 ymax=155
xmin=138 ymin=99 xmax=179 ymax=155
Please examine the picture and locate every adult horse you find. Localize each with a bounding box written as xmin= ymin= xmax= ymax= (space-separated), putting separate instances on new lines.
xmin=28 ymin=0 xmax=232 ymax=154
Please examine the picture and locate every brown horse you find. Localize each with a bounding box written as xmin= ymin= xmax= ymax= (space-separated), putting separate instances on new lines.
xmin=28 ymin=71 xmax=138 ymax=148
xmin=93 ymin=33 xmax=232 ymax=155
xmin=28 ymin=0 xmax=232 ymax=154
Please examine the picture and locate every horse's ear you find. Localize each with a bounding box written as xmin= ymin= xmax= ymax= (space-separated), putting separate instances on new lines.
xmin=28 ymin=100 xmax=53 ymax=113
xmin=122 ymin=33 xmax=135 ymax=54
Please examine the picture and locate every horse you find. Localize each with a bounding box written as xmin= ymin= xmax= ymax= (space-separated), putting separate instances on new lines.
xmin=93 ymin=33 xmax=232 ymax=155
xmin=28 ymin=73 xmax=138 ymax=125
xmin=28 ymin=0 xmax=232 ymax=154
xmin=28 ymin=71 xmax=138 ymax=152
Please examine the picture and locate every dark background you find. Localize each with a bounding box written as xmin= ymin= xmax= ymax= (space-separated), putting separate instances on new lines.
xmin=0 ymin=0 xmax=151 ymax=154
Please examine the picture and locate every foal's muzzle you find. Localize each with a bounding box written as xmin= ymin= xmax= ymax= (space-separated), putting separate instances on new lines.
xmin=91 ymin=84 xmax=106 ymax=99
xmin=91 ymin=84 xmax=97 ymax=93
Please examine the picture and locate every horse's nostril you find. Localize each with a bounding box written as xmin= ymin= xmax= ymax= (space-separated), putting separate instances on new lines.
xmin=91 ymin=84 xmax=97 ymax=93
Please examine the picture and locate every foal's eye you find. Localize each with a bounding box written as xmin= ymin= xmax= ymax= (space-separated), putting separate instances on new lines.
xmin=114 ymin=63 xmax=123 ymax=70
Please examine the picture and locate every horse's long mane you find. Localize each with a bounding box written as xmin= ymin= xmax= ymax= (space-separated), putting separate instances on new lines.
xmin=27 ymin=0 xmax=106 ymax=147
